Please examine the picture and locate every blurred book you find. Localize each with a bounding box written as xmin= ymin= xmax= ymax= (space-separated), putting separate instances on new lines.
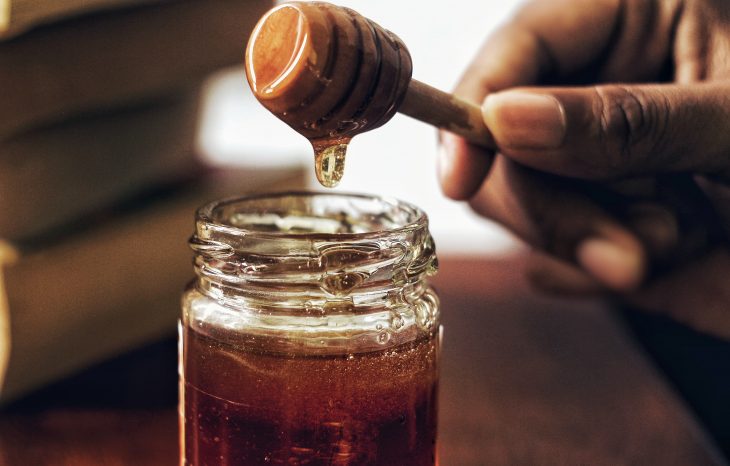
xmin=0 ymin=165 xmax=307 ymax=403
xmin=0 ymin=0 xmax=166 ymax=39
xmin=0 ymin=0 xmax=286 ymax=404
xmin=0 ymin=0 xmax=269 ymax=140
xmin=0 ymin=90 xmax=203 ymax=243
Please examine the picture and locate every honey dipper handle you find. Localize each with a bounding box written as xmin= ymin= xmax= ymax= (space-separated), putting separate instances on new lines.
xmin=399 ymin=79 xmax=496 ymax=149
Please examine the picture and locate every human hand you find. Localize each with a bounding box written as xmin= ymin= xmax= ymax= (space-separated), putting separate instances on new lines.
xmin=439 ymin=0 xmax=730 ymax=338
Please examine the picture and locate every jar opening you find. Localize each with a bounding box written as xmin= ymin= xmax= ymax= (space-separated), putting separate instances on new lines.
xmin=191 ymin=192 xmax=437 ymax=310
xmin=199 ymin=191 xmax=427 ymax=238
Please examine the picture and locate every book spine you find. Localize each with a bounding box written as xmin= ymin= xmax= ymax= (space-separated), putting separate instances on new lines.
xmin=0 ymin=0 xmax=270 ymax=139
xmin=1 ymin=0 xmax=169 ymax=39
xmin=0 ymin=240 xmax=19 ymax=398
xmin=0 ymin=89 xmax=203 ymax=243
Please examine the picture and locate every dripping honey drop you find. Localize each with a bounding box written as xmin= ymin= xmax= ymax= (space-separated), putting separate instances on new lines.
xmin=313 ymin=140 xmax=349 ymax=188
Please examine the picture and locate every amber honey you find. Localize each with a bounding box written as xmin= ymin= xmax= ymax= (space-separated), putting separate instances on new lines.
xmin=182 ymin=326 xmax=438 ymax=465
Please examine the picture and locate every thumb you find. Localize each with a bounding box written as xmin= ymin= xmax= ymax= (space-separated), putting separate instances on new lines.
xmin=482 ymin=83 xmax=730 ymax=179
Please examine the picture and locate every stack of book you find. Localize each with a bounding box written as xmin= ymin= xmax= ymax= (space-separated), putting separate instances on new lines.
xmin=0 ymin=0 xmax=303 ymax=402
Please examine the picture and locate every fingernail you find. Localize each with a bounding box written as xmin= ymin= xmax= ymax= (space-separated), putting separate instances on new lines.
xmin=483 ymin=91 xmax=566 ymax=150
xmin=576 ymin=238 xmax=644 ymax=291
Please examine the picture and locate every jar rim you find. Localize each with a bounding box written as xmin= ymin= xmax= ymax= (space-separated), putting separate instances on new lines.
xmin=190 ymin=191 xmax=439 ymax=325
xmin=195 ymin=191 xmax=429 ymax=240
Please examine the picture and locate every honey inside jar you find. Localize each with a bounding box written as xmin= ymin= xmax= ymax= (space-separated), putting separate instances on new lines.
xmin=183 ymin=326 xmax=439 ymax=465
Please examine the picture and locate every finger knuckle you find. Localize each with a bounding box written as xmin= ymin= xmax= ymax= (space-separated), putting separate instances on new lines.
xmin=592 ymin=86 xmax=670 ymax=175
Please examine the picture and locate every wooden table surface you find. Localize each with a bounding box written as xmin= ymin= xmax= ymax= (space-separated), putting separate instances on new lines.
xmin=0 ymin=256 xmax=726 ymax=465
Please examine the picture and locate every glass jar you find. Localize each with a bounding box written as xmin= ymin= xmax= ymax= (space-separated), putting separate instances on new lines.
xmin=180 ymin=192 xmax=441 ymax=466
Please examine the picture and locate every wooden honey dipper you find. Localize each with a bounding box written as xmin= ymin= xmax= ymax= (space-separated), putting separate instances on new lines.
xmin=245 ymin=1 xmax=495 ymax=187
